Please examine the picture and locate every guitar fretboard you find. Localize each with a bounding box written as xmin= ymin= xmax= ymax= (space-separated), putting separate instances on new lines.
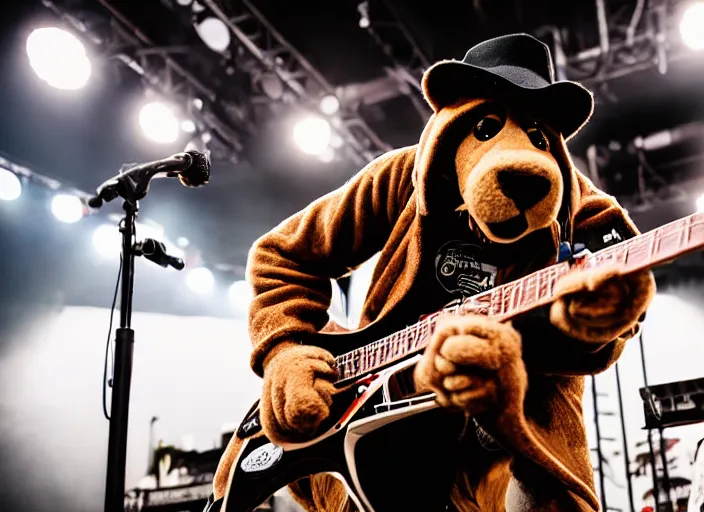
xmin=334 ymin=212 xmax=704 ymax=384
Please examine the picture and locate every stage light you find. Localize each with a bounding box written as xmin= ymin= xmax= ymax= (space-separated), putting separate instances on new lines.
xmin=177 ymin=237 xmax=190 ymax=248
xmin=293 ymin=116 xmax=332 ymax=155
xmin=176 ymin=0 xmax=192 ymax=5
xmin=329 ymin=133 xmax=344 ymax=149
xmin=51 ymin=194 xmax=84 ymax=223
xmin=185 ymin=267 xmax=214 ymax=295
xmin=0 ymin=168 xmax=22 ymax=201
xmin=181 ymin=119 xmax=196 ymax=134
xmin=681 ymin=2 xmax=704 ymax=50
xmin=320 ymin=94 xmax=340 ymax=115
xmin=319 ymin=148 xmax=335 ymax=163
xmin=139 ymin=102 xmax=180 ymax=144
xmin=26 ymin=27 xmax=91 ymax=90
xmin=195 ymin=17 xmax=231 ymax=53
xmin=192 ymin=1 xmax=205 ymax=13
xmin=201 ymin=132 xmax=212 ymax=144
xmin=228 ymin=280 xmax=253 ymax=312
xmin=696 ymin=193 xmax=704 ymax=212
xmin=93 ymin=224 xmax=120 ymax=258
xmin=192 ymin=98 xmax=204 ymax=110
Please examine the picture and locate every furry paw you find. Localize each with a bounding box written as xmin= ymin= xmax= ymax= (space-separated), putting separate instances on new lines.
xmin=414 ymin=314 xmax=524 ymax=414
xmin=550 ymin=266 xmax=655 ymax=343
xmin=260 ymin=344 xmax=337 ymax=445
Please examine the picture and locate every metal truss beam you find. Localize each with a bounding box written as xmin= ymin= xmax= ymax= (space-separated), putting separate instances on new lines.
xmin=359 ymin=0 xmax=432 ymax=122
xmin=41 ymin=0 xmax=250 ymax=163
xmin=201 ymin=0 xmax=391 ymax=165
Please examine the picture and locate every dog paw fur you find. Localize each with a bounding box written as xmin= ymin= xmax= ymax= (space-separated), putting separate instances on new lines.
xmin=414 ymin=314 xmax=524 ymax=414
xmin=260 ymin=343 xmax=337 ymax=445
xmin=550 ymin=266 xmax=655 ymax=343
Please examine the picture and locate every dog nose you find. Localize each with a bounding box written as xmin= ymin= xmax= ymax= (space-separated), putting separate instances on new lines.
xmin=496 ymin=169 xmax=551 ymax=210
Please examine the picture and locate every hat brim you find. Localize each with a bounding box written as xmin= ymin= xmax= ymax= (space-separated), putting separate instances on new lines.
xmin=422 ymin=60 xmax=594 ymax=140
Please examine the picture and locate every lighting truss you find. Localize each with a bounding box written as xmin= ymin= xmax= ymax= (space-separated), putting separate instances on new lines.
xmin=41 ymin=0 xmax=251 ymax=164
xmin=358 ymin=0 xmax=433 ymax=122
xmin=200 ymin=0 xmax=391 ymax=165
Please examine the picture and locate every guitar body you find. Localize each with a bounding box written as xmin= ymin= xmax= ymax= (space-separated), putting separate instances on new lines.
xmin=221 ymin=356 xmax=468 ymax=512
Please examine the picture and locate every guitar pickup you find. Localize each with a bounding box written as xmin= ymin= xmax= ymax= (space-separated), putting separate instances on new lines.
xmin=373 ymin=394 xmax=436 ymax=414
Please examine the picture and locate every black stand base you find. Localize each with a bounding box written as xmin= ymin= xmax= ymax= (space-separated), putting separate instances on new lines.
xmin=105 ymin=327 xmax=135 ymax=511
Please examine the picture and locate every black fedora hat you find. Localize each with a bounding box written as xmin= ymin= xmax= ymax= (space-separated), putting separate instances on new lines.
xmin=422 ymin=33 xmax=593 ymax=139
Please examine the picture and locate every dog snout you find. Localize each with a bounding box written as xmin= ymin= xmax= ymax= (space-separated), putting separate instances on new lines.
xmin=496 ymin=169 xmax=551 ymax=211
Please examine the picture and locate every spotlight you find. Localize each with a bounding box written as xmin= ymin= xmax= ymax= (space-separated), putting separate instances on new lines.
xmin=139 ymin=102 xmax=180 ymax=144
xmin=26 ymin=27 xmax=91 ymax=90
xmin=681 ymin=2 xmax=704 ymax=50
xmin=51 ymin=194 xmax=84 ymax=223
xmin=696 ymin=193 xmax=704 ymax=212
xmin=195 ymin=17 xmax=231 ymax=53
xmin=329 ymin=133 xmax=344 ymax=149
xmin=358 ymin=1 xmax=370 ymax=29
xmin=228 ymin=280 xmax=253 ymax=312
xmin=192 ymin=98 xmax=204 ymax=110
xmin=0 ymin=168 xmax=22 ymax=201
xmin=185 ymin=267 xmax=214 ymax=295
xmin=320 ymin=94 xmax=340 ymax=115
xmin=93 ymin=224 xmax=120 ymax=258
xmin=181 ymin=119 xmax=196 ymax=134
xmin=319 ymin=148 xmax=335 ymax=163
xmin=293 ymin=116 xmax=332 ymax=156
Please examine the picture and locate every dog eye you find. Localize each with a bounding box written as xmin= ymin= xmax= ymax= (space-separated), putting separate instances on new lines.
xmin=526 ymin=124 xmax=549 ymax=151
xmin=473 ymin=115 xmax=503 ymax=141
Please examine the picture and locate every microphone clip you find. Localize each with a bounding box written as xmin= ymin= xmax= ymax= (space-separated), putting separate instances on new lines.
xmin=133 ymin=238 xmax=185 ymax=271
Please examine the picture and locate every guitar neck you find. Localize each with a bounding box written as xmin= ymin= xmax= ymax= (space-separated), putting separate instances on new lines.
xmin=335 ymin=212 xmax=704 ymax=384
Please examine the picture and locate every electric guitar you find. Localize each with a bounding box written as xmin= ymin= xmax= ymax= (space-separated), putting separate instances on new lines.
xmin=213 ymin=213 xmax=704 ymax=512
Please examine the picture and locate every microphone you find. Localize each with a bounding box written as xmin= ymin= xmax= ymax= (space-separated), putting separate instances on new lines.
xmin=135 ymin=238 xmax=185 ymax=271
xmin=88 ymin=150 xmax=210 ymax=208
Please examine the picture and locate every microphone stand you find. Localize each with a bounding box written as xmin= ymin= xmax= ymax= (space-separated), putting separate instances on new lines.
xmin=105 ymin=197 xmax=138 ymax=512
xmin=91 ymin=167 xmax=191 ymax=512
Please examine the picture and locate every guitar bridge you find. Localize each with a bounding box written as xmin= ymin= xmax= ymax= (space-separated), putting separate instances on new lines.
xmin=373 ymin=394 xmax=436 ymax=414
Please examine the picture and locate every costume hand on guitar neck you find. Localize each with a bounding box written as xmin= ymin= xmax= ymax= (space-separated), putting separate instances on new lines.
xmin=209 ymin=34 xmax=704 ymax=512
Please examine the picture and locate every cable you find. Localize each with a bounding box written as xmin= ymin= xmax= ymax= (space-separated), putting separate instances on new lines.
xmin=102 ymin=253 xmax=123 ymax=421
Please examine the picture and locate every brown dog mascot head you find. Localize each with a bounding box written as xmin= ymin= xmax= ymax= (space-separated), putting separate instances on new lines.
xmin=415 ymin=33 xmax=593 ymax=255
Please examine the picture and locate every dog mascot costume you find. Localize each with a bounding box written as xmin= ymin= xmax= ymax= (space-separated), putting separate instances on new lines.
xmin=212 ymin=34 xmax=656 ymax=511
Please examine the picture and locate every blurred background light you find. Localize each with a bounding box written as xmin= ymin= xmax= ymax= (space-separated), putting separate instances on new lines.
xmin=176 ymin=237 xmax=190 ymax=248
xmin=696 ymin=193 xmax=704 ymax=212
xmin=180 ymin=119 xmax=196 ymax=134
xmin=51 ymin=194 xmax=84 ymax=223
xmin=0 ymin=168 xmax=22 ymax=201
xmin=92 ymin=224 xmax=120 ymax=258
xmin=293 ymin=116 xmax=332 ymax=155
xmin=185 ymin=267 xmax=214 ymax=295
xmin=318 ymin=147 xmax=335 ymax=163
xmin=26 ymin=27 xmax=91 ymax=90
xmin=228 ymin=280 xmax=252 ymax=312
xmin=680 ymin=1 xmax=704 ymax=50
xmin=319 ymin=94 xmax=340 ymax=115
xmin=194 ymin=17 xmax=231 ymax=53
xmin=139 ymin=102 xmax=180 ymax=144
